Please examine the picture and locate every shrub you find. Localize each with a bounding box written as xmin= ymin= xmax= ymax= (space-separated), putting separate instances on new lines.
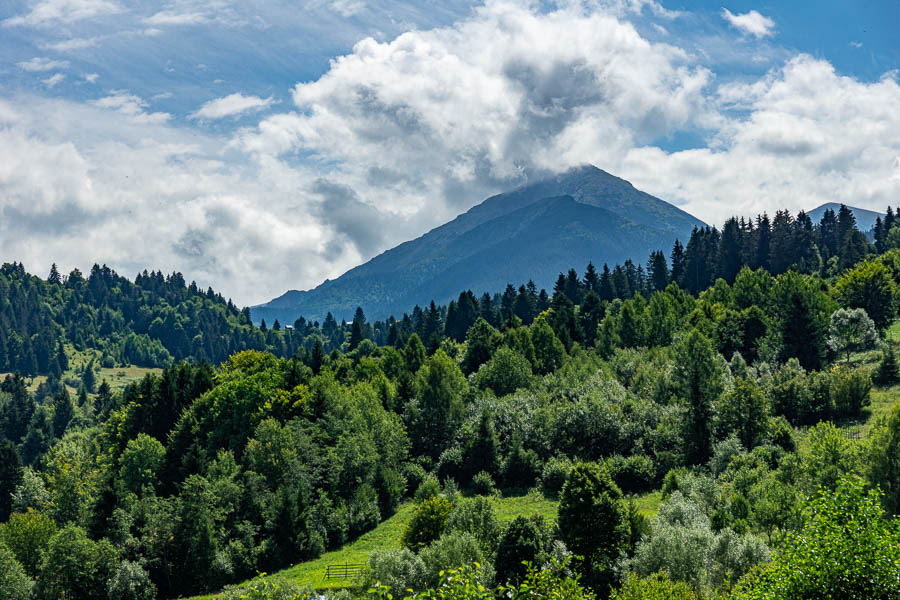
xmin=495 ymin=516 xmax=549 ymax=584
xmin=829 ymin=366 xmax=871 ymax=419
xmin=445 ymin=496 xmax=500 ymax=555
xmin=732 ymin=479 xmax=900 ymax=599
xmin=362 ymin=549 xmax=427 ymax=593
xmin=419 ymin=532 xmax=491 ymax=588
xmin=473 ymin=347 xmax=533 ymax=397
xmin=605 ymin=455 xmax=656 ymax=493
xmin=611 ymin=573 xmax=700 ymax=600
xmin=107 ymin=560 xmax=156 ymax=600
xmin=470 ymin=471 xmax=498 ymax=497
xmin=501 ymin=437 xmax=542 ymax=490
xmin=402 ymin=497 xmax=453 ymax=550
xmin=413 ymin=474 xmax=441 ymax=504
xmin=541 ymin=456 xmax=573 ymax=498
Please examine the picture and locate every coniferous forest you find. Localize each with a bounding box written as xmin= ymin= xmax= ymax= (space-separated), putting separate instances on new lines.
xmin=3 ymin=204 xmax=900 ymax=600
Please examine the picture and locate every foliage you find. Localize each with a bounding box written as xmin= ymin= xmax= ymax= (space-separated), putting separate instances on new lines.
xmin=610 ymin=573 xmax=700 ymax=600
xmin=732 ymin=479 xmax=900 ymax=600
xmin=869 ymin=405 xmax=900 ymax=515
xmin=403 ymin=497 xmax=454 ymax=551
xmin=558 ymin=461 xmax=629 ymax=588
xmin=827 ymin=308 xmax=879 ymax=363
xmin=0 ymin=541 xmax=32 ymax=600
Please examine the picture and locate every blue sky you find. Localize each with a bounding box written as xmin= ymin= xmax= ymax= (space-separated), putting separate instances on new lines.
xmin=1 ymin=0 xmax=899 ymax=304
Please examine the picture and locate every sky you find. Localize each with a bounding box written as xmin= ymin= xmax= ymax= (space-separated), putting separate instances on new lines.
xmin=1 ymin=0 xmax=899 ymax=306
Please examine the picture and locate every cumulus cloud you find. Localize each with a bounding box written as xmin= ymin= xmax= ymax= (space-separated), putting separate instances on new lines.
xmin=17 ymin=56 xmax=70 ymax=71
xmin=239 ymin=0 xmax=713 ymax=221
xmin=83 ymin=73 xmax=99 ymax=83
xmin=93 ymin=91 xmax=171 ymax=123
xmin=2 ymin=0 xmax=899 ymax=307
xmin=621 ymin=56 xmax=900 ymax=224
xmin=3 ymin=0 xmax=120 ymax=27
xmin=191 ymin=93 xmax=276 ymax=120
xmin=721 ymin=8 xmax=775 ymax=39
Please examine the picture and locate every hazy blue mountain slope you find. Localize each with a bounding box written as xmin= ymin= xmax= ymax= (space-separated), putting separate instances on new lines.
xmin=807 ymin=203 xmax=883 ymax=232
xmin=254 ymin=166 xmax=706 ymax=323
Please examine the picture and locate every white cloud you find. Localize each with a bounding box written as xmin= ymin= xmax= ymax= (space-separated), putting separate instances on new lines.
xmin=42 ymin=73 xmax=65 ymax=87
xmin=191 ymin=93 xmax=276 ymax=120
xmin=143 ymin=10 xmax=208 ymax=26
xmin=330 ymin=0 xmax=365 ymax=17
xmin=3 ymin=0 xmax=120 ymax=27
xmin=93 ymin=91 xmax=171 ymax=123
xmin=721 ymin=8 xmax=775 ymax=39
xmin=850 ymin=41 xmax=863 ymax=49
xmin=621 ymin=55 xmax=900 ymax=224
xmin=83 ymin=73 xmax=99 ymax=83
xmin=239 ymin=1 xmax=713 ymax=220
xmin=17 ymin=57 xmax=70 ymax=71
xmin=2 ymin=1 xmax=900 ymax=307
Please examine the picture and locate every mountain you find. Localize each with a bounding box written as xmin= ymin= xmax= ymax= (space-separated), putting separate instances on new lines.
xmin=807 ymin=203 xmax=883 ymax=232
xmin=254 ymin=165 xmax=706 ymax=323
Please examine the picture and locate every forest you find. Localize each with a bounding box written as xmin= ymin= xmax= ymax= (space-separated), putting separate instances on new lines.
xmin=2 ymin=203 xmax=900 ymax=600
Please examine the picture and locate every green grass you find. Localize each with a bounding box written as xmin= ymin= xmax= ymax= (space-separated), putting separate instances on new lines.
xmin=187 ymin=488 xmax=665 ymax=599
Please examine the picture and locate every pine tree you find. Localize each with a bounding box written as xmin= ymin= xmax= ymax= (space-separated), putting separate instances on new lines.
xmin=670 ymin=239 xmax=686 ymax=287
xmin=349 ymin=306 xmax=367 ymax=350
xmin=755 ymin=214 xmax=772 ymax=271
xmin=47 ymin=263 xmax=61 ymax=285
xmin=718 ymin=217 xmax=743 ymax=283
xmin=648 ymin=250 xmax=669 ymax=292
xmin=51 ymin=388 xmax=74 ymax=438
xmin=674 ymin=329 xmax=722 ymax=465
xmin=81 ymin=359 xmax=96 ymax=393
xmin=583 ymin=262 xmax=600 ymax=292
xmin=599 ymin=264 xmax=616 ymax=302
xmin=769 ymin=210 xmax=796 ymax=275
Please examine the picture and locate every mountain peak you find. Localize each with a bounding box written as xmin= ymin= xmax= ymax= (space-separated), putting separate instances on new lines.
xmin=254 ymin=168 xmax=705 ymax=323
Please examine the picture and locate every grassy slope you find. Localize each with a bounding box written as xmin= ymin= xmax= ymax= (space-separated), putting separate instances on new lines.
xmin=1 ymin=345 xmax=160 ymax=396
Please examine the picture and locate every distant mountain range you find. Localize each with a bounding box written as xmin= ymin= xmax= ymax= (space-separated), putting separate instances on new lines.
xmin=807 ymin=202 xmax=883 ymax=232
xmin=253 ymin=165 xmax=707 ymax=324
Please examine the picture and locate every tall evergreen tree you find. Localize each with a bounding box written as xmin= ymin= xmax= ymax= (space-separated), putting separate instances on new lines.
xmin=583 ymin=262 xmax=600 ymax=292
xmin=47 ymin=263 xmax=61 ymax=285
xmin=718 ymin=217 xmax=743 ymax=283
xmin=647 ymin=250 xmax=669 ymax=292
xmin=674 ymin=329 xmax=722 ymax=465
xmin=349 ymin=306 xmax=367 ymax=350
xmin=755 ymin=213 xmax=772 ymax=271
xmin=670 ymin=239 xmax=686 ymax=287
xmin=599 ymin=264 xmax=616 ymax=302
xmin=769 ymin=210 xmax=796 ymax=275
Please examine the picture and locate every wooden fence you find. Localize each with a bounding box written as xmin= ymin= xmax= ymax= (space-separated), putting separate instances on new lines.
xmin=324 ymin=563 xmax=365 ymax=582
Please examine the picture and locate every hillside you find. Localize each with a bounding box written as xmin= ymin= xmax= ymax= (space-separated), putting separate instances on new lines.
xmin=253 ymin=166 xmax=705 ymax=323
xmin=808 ymin=202 xmax=883 ymax=232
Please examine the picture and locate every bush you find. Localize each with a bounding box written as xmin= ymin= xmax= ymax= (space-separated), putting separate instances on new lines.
xmin=606 ymin=455 xmax=656 ymax=493
xmin=495 ymin=516 xmax=549 ymax=584
xmin=473 ymin=347 xmax=533 ymax=397
xmin=362 ymin=549 xmax=427 ymax=593
xmin=419 ymin=532 xmax=491 ymax=588
xmin=222 ymin=573 xmax=312 ymax=600
xmin=829 ymin=366 xmax=872 ymax=419
xmin=470 ymin=471 xmax=498 ymax=496
xmin=875 ymin=344 xmax=900 ymax=384
xmin=611 ymin=573 xmax=700 ymax=600
xmin=107 ymin=560 xmax=156 ymax=600
xmin=404 ymin=463 xmax=428 ymax=499
xmin=541 ymin=456 xmax=573 ymax=498
xmin=445 ymin=496 xmax=500 ymax=555
xmin=413 ymin=473 xmax=441 ymax=504
xmin=732 ymin=479 xmax=900 ymax=599
xmin=436 ymin=447 xmax=465 ymax=483
xmin=501 ymin=438 xmax=542 ymax=490
xmin=402 ymin=496 xmax=453 ymax=551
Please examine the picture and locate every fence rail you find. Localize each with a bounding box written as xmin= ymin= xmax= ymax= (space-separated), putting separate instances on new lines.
xmin=324 ymin=563 xmax=365 ymax=582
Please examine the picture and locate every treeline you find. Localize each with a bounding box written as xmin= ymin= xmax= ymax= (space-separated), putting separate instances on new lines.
xmin=288 ymin=204 xmax=892 ymax=354
xmin=0 ymin=263 xmax=308 ymax=376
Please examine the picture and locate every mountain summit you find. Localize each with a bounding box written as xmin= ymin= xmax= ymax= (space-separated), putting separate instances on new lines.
xmin=253 ymin=166 xmax=706 ymax=323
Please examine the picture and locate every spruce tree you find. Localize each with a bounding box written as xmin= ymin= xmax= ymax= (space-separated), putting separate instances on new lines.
xmin=670 ymin=239 xmax=686 ymax=287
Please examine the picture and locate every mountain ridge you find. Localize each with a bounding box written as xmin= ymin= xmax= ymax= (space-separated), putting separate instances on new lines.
xmin=254 ymin=165 xmax=706 ymax=323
